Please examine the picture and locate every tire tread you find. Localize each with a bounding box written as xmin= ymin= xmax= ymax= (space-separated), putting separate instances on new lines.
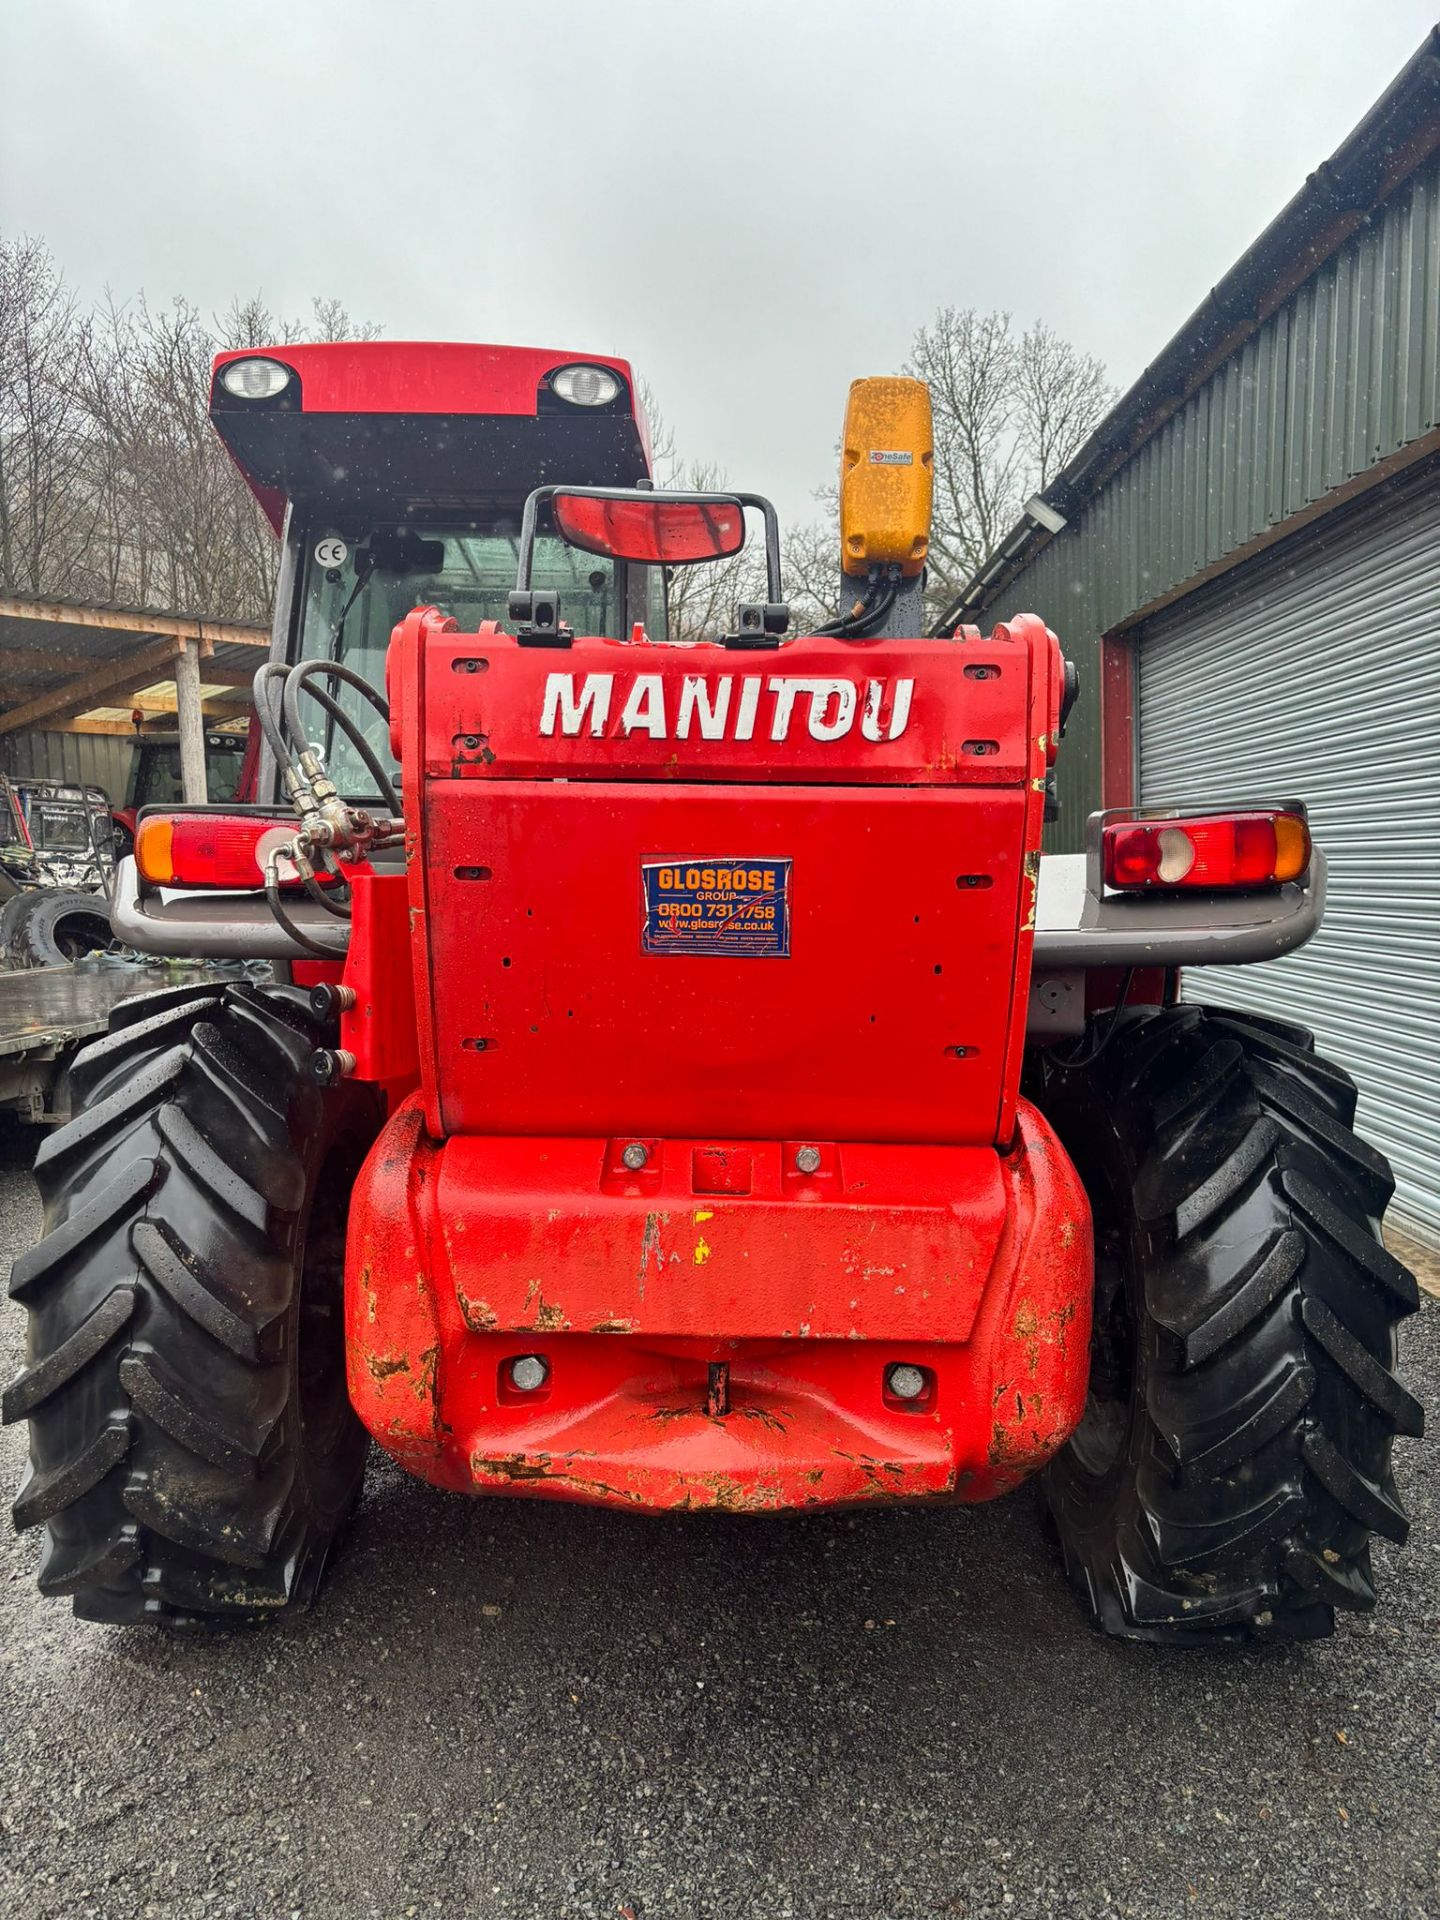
xmin=1040 ymin=1004 xmax=1421 ymax=1644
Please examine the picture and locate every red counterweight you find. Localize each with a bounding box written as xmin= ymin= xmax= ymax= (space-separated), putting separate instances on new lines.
xmin=341 ymin=606 xmax=1091 ymax=1510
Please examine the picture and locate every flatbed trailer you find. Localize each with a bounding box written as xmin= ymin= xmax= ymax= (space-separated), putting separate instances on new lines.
xmin=0 ymin=963 xmax=218 ymax=1124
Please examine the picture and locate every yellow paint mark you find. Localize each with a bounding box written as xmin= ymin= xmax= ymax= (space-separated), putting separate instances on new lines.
xmin=694 ymin=1208 xmax=714 ymax=1223
xmin=694 ymin=1238 xmax=712 ymax=1266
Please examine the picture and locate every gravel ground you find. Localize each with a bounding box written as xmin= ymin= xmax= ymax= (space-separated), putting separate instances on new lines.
xmin=0 ymin=1120 xmax=1435 ymax=1920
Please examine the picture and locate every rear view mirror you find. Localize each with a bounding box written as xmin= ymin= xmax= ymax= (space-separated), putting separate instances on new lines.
xmin=364 ymin=528 xmax=446 ymax=574
xmin=552 ymin=491 xmax=745 ymax=566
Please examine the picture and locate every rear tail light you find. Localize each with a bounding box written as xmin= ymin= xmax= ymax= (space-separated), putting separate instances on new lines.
xmin=135 ymin=813 xmax=313 ymax=890
xmin=1103 ymin=810 xmax=1310 ymax=891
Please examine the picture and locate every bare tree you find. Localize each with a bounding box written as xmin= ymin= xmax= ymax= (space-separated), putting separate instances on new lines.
xmin=0 ymin=236 xmax=94 ymax=594
xmin=1016 ymin=320 xmax=1113 ymax=488
xmin=777 ymin=516 xmax=840 ymax=635
xmin=79 ymin=297 xmax=250 ymax=616
xmin=634 ymin=377 xmax=678 ymax=487
xmin=0 ymin=233 xmax=379 ymax=623
xmin=908 ymin=307 xmax=1023 ymax=599
xmin=219 ymin=293 xmax=381 ymax=352
xmin=905 ymin=307 xmax=1113 ymax=620
xmin=657 ymin=459 xmax=770 ymax=644
xmin=634 ymin=386 xmax=768 ymax=642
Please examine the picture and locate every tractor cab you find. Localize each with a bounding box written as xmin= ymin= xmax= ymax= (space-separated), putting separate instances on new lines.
xmin=209 ymin=343 xmax=658 ymax=797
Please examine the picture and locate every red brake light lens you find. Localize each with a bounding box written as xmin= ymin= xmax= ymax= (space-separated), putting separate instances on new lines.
xmin=135 ymin=813 xmax=309 ymax=890
xmin=1102 ymin=810 xmax=1311 ymax=891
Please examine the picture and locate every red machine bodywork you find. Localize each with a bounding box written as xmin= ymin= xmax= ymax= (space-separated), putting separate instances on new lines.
xmin=210 ymin=342 xmax=649 ymax=530
xmin=340 ymin=606 xmax=1093 ymax=1511
xmin=346 ymin=1096 xmax=1090 ymax=1510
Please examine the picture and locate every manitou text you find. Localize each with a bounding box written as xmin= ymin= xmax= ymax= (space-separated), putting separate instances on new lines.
xmin=538 ymin=672 xmax=916 ymax=743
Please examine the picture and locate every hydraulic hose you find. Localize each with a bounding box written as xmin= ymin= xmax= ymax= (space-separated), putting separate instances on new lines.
xmin=252 ymin=661 xmax=298 ymax=776
xmin=281 ymin=658 xmax=390 ymax=747
xmin=301 ymin=874 xmax=354 ymax=920
xmin=280 ymin=660 xmax=400 ymax=818
xmin=289 ymin=678 xmax=400 ymax=817
xmin=250 ymin=655 xmax=399 ymax=954
xmin=264 ymin=860 xmax=345 ymax=959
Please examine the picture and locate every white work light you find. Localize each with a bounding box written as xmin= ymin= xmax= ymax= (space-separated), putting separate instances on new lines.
xmin=219 ymin=358 xmax=293 ymax=401
xmin=550 ymin=364 xmax=621 ymax=408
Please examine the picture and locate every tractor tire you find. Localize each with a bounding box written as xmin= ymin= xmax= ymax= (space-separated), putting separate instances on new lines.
xmin=1035 ymin=1003 xmax=1422 ymax=1644
xmin=0 ymin=888 xmax=34 ymax=962
xmin=6 ymin=889 xmax=117 ymax=967
xmin=2 ymin=981 xmax=384 ymax=1626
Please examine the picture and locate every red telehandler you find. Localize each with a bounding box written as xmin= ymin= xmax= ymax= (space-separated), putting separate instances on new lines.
xmin=3 ymin=345 xmax=1421 ymax=1642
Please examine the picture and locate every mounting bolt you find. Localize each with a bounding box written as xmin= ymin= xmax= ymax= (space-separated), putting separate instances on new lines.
xmin=621 ymin=1142 xmax=649 ymax=1171
xmin=309 ymin=983 xmax=357 ymax=1020
xmin=794 ymin=1145 xmax=822 ymax=1174
xmin=308 ymin=1048 xmax=356 ymax=1087
xmin=508 ymin=1354 xmax=549 ymax=1394
xmin=886 ymin=1363 xmax=928 ymax=1402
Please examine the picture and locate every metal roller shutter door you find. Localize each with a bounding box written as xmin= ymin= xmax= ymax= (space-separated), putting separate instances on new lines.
xmin=1137 ymin=468 xmax=1440 ymax=1244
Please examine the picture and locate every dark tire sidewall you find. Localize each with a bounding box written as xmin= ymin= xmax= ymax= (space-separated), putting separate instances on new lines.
xmin=285 ymin=1083 xmax=375 ymax=1533
xmin=1038 ymin=1061 xmax=1160 ymax=1567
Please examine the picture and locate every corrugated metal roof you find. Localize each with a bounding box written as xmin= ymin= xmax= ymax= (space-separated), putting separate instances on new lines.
xmin=955 ymin=32 xmax=1440 ymax=850
xmin=951 ymin=28 xmax=1440 ymax=635
xmin=0 ymin=593 xmax=266 ymax=736
xmin=0 ymin=591 xmax=266 ymax=638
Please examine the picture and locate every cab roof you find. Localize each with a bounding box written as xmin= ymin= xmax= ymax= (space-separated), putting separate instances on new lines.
xmin=210 ymin=342 xmax=653 ymax=531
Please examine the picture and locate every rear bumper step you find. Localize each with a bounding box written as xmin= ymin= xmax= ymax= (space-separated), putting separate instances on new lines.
xmin=344 ymin=1100 xmax=1093 ymax=1510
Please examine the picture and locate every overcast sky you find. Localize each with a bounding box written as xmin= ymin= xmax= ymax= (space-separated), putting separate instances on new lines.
xmin=3 ymin=1 xmax=1436 ymax=530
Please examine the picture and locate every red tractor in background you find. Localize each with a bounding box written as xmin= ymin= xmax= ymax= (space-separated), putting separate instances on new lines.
xmin=3 ymin=343 xmax=1421 ymax=1644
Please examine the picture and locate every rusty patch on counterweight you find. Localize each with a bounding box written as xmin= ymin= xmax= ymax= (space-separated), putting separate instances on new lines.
xmin=471 ymin=1450 xmax=640 ymax=1505
xmin=524 ymin=1275 xmax=570 ymax=1331
xmin=1052 ymin=1299 xmax=1077 ymax=1356
xmin=1013 ymin=1300 xmax=1041 ymax=1372
xmin=636 ymin=1210 xmax=666 ymax=1296
xmin=458 ymin=1288 xmax=498 ymax=1332
xmin=831 ymin=1448 xmax=914 ymax=1500
xmin=411 ymin=1344 xmax=439 ymax=1403
xmin=739 ymin=1404 xmax=789 ymax=1434
xmin=366 ymin=1353 xmax=410 ymax=1383
xmin=1012 ymin=1295 xmax=1078 ymax=1372
xmin=688 ymin=1471 xmax=788 ymax=1511
xmin=475 ymin=1451 xmax=556 ymax=1482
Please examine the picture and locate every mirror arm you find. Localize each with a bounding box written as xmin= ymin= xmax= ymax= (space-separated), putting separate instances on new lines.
xmin=734 ymin=492 xmax=784 ymax=604
xmin=513 ymin=484 xmax=556 ymax=593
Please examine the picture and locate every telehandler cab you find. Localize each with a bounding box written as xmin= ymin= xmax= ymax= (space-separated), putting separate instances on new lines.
xmin=4 ymin=343 xmax=1421 ymax=1643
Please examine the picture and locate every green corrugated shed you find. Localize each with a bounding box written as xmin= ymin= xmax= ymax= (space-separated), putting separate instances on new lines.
xmin=958 ymin=35 xmax=1440 ymax=851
